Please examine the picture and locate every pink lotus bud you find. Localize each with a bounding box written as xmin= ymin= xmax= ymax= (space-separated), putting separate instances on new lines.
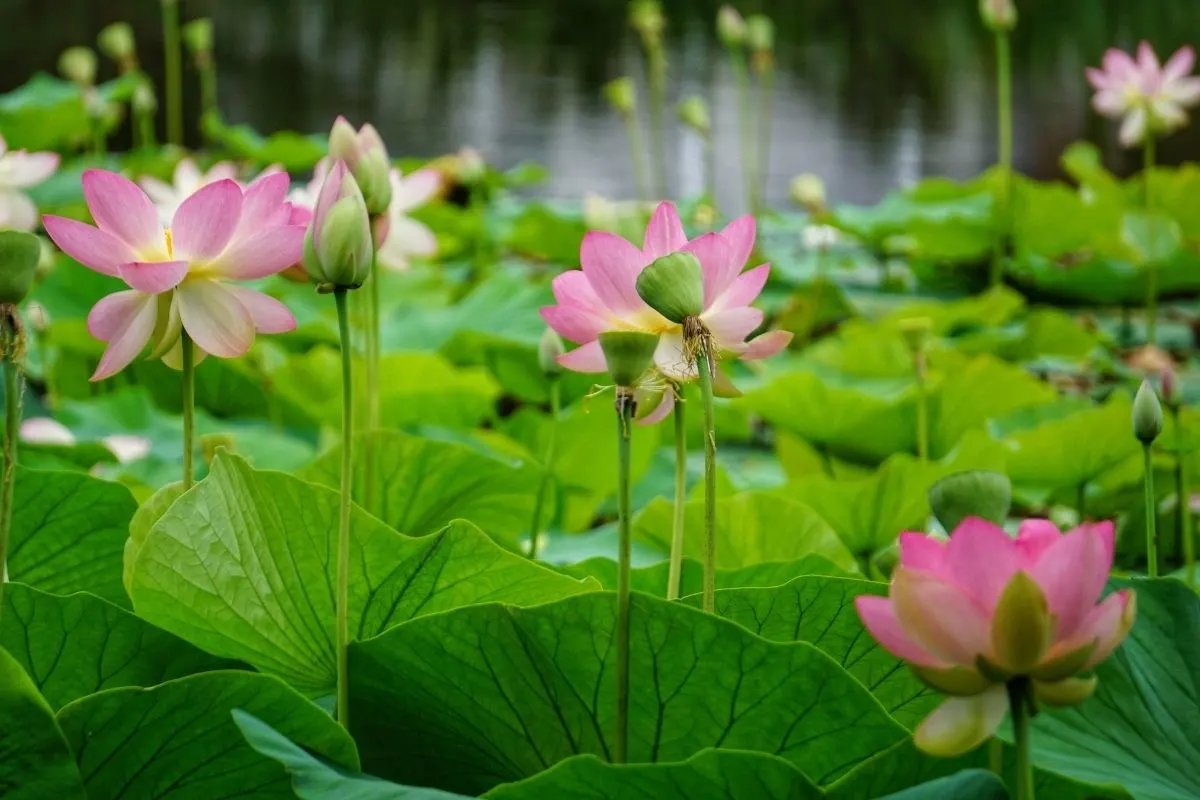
xmin=327 ymin=117 xmax=392 ymax=216
xmin=304 ymin=160 xmax=374 ymax=291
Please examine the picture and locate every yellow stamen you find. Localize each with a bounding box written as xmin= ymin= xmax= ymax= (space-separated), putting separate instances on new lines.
xmin=164 ymin=227 xmax=174 ymax=258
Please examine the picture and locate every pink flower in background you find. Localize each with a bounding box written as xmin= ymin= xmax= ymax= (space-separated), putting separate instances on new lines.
xmin=43 ymin=169 xmax=304 ymax=380
xmin=376 ymin=167 xmax=441 ymax=271
xmin=541 ymin=202 xmax=791 ymax=421
xmin=1087 ymin=43 xmax=1200 ymax=146
xmin=0 ymin=135 xmax=59 ymax=231
xmin=855 ymin=518 xmax=1135 ymax=757
xmin=20 ymin=417 xmax=151 ymax=463
xmin=139 ymin=157 xmax=240 ymax=224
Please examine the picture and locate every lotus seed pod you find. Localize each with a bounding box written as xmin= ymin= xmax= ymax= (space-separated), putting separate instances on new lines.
xmin=745 ymin=15 xmax=774 ymax=53
xmin=677 ymin=96 xmax=711 ymax=136
xmin=636 ymin=252 xmax=705 ymax=324
xmin=789 ymin=173 xmax=827 ymax=212
xmin=0 ymin=231 xmax=42 ymax=305
xmin=599 ymin=331 xmax=660 ymax=388
xmin=58 ymin=46 xmax=97 ymax=87
xmin=97 ymin=22 xmax=136 ymax=63
xmin=182 ymin=18 xmax=214 ymax=55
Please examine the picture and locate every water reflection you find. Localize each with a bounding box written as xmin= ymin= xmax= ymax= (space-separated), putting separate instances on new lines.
xmin=7 ymin=0 xmax=1200 ymax=208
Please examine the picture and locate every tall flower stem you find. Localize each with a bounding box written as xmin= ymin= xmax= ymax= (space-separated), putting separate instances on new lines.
xmin=622 ymin=112 xmax=651 ymax=203
xmin=703 ymin=134 xmax=718 ymax=211
xmin=988 ymin=738 xmax=1003 ymax=779
xmin=666 ymin=395 xmax=687 ymax=600
xmin=334 ymin=289 xmax=354 ymax=730
xmin=697 ymin=351 xmax=717 ymax=612
xmin=914 ymin=348 xmax=929 ymax=461
xmin=1173 ymin=406 xmax=1193 ymax=586
xmin=648 ymin=47 xmax=668 ymax=198
xmin=1144 ymin=442 xmax=1159 ymax=578
xmin=755 ymin=64 xmax=774 ymax=214
xmin=527 ymin=379 xmax=561 ymax=561
xmin=614 ymin=390 xmax=635 ymax=764
xmin=1144 ymin=136 xmax=1158 ymax=345
xmin=990 ymin=31 xmax=1013 ymax=288
xmin=181 ymin=331 xmax=195 ymax=490
xmin=728 ymin=47 xmax=757 ymax=215
xmin=1008 ymin=679 xmax=1036 ymax=800
xmin=161 ymin=0 xmax=183 ymax=146
xmin=0 ymin=326 xmax=23 ymax=621
xmin=364 ymin=228 xmax=384 ymax=512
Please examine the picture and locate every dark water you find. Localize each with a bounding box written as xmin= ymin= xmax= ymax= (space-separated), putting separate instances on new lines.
xmin=6 ymin=0 xmax=1200 ymax=209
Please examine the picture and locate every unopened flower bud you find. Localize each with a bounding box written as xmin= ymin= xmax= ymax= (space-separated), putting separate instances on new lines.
xmin=629 ymin=0 xmax=665 ymax=45
xmin=1133 ymin=380 xmax=1163 ymax=444
xmin=603 ymin=78 xmax=637 ymax=117
xmin=0 ymin=230 xmax=43 ymax=304
xmin=304 ymin=161 xmax=374 ymax=292
xmin=789 ymin=173 xmax=827 ymax=212
xmin=182 ymin=18 xmax=214 ymax=56
xmin=928 ymin=470 xmax=1012 ymax=533
xmin=898 ymin=316 xmax=933 ymax=352
xmin=745 ymin=15 xmax=774 ymax=53
xmin=677 ymin=96 xmax=711 ymax=137
xmin=132 ymin=81 xmax=158 ymax=114
xmin=538 ymin=328 xmax=565 ymax=377
xmin=328 ymin=117 xmax=360 ymax=164
xmin=59 ymin=46 xmax=97 ymax=87
xmin=97 ymin=22 xmax=137 ymax=64
xmin=599 ymin=331 xmax=660 ymax=387
xmin=716 ymin=6 xmax=747 ymax=48
xmin=328 ymin=117 xmax=392 ymax=216
xmin=979 ymin=0 xmax=1017 ymax=32
xmin=636 ymin=252 xmax=705 ymax=324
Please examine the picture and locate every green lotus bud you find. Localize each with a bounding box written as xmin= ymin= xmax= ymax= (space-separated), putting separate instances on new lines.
xmin=979 ymin=0 xmax=1017 ymax=33
xmin=599 ymin=331 xmax=660 ymax=387
xmin=0 ymin=230 xmax=42 ymax=305
xmin=603 ymin=78 xmax=637 ymax=117
xmin=677 ymin=96 xmax=711 ymax=136
xmin=97 ymin=22 xmax=137 ymax=63
xmin=789 ymin=173 xmax=826 ymax=212
xmin=745 ymin=15 xmax=774 ymax=53
xmin=897 ymin=316 xmax=933 ymax=352
xmin=716 ymin=6 xmax=747 ymax=48
xmin=928 ymin=470 xmax=1012 ymax=533
xmin=182 ymin=18 xmax=214 ymax=55
xmin=58 ymin=46 xmax=97 ymax=87
xmin=354 ymin=149 xmax=394 ymax=217
xmin=636 ymin=252 xmax=705 ymax=324
xmin=990 ymin=572 xmax=1052 ymax=674
xmin=538 ymin=328 xmax=565 ymax=377
xmin=132 ymin=80 xmax=158 ymax=114
xmin=629 ymin=0 xmax=665 ymax=44
xmin=1133 ymin=379 xmax=1163 ymax=444
xmin=304 ymin=161 xmax=374 ymax=291
xmin=1034 ymin=676 xmax=1097 ymax=708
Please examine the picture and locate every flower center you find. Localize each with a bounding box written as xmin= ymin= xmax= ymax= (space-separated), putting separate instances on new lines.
xmin=163 ymin=227 xmax=174 ymax=258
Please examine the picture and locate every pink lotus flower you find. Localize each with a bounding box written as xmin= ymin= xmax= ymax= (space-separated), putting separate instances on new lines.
xmin=0 ymin=135 xmax=59 ymax=231
xmin=43 ymin=169 xmax=304 ymax=380
xmin=856 ymin=518 xmax=1136 ymax=757
xmin=541 ymin=202 xmax=791 ymax=422
xmin=1087 ymin=43 xmax=1200 ymax=146
xmin=139 ymin=157 xmax=240 ymax=224
xmin=376 ymin=167 xmax=441 ymax=272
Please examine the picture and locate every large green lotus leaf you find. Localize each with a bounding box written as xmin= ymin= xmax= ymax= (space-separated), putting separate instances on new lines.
xmin=632 ymin=491 xmax=857 ymax=572
xmin=1013 ymin=180 xmax=1119 ymax=259
xmin=130 ymin=453 xmax=594 ymax=694
xmin=348 ymin=593 xmax=908 ymax=795
xmin=7 ymin=466 xmax=134 ymax=605
xmin=301 ymin=431 xmax=539 ymax=544
xmin=56 ymin=671 xmax=358 ymax=800
xmin=0 ymin=646 xmax=85 ymax=800
xmin=994 ymin=308 xmax=1099 ymax=362
xmin=1153 ymin=163 xmax=1200 ymax=240
xmin=930 ymin=354 xmax=1058 ymax=457
xmin=503 ymin=204 xmax=588 ymax=265
xmin=122 ymin=481 xmax=185 ymax=593
xmin=0 ymin=72 xmax=140 ymax=151
xmin=0 ymin=583 xmax=237 ymax=710
xmin=563 ymin=553 xmax=851 ymax=594
xmin=1001 ymin=393 xmax=1140 ymax=490
xmin=1009 ymin=250 xmax=1200 ymax=305
xmin=803 ymin=321 xmax=916 ymax=378
xmin=1020 ymin=578 xmax=1200 ymax=800
xmin=1121 ymin=211 xmax=1183 ymax=266
xmin=694 ymin=576 xmax=936 ymax=729
xmin=882 ymin=286 xmax=1026 ymax=336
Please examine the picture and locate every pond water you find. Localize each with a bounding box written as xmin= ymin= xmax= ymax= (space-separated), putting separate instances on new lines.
xmin=7 ymin=0 xmax=1200 ymax=209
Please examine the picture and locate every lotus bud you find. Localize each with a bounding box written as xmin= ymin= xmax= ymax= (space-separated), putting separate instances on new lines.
xmin=745 ymin=15 xmax=774 ymax=53
xmin=979 ymin=0 xmax=1017 ymax=32
xmin=636 ymin=252 xmax=705 ymax=324
xmin=328 ymin=118 xmax=393 ymax=216
xmin=132 ymin=81 xmax=158 ymax=115
xmin=0 ymin=231 xmax=42 ymax=305
xmin=327 ymin=117 xmax=361 ymax=165
xmin=677 ymin=96 xmax=711 ymax=137
xmin=789 ymin=173 xmax=827 ymax=213
xmin=35 ymin=237 xmax=56 ymax=282
xmin=58 ymin=46 xmax=97 ymax=88
xmin=629 ymin=0 xmax=665 ymax=46
xmin=716 ymin=6 xmax=747 ymax=48
xmin=538 ymin=328 xmax=565 ymax=378
xmin=599 ymin=331 xmax=660 ymax=388
xmin=97 ymin=23 xmax=137 ymax=66
xmin=603 ymin=78 xmax=637 ymax=117
xmin=182 ymin=18 xmax=214 ymax=57
xmin=898 ymin=316 xmax=933 ymax=352
xmin=303 ymin=160 xmax=374 ymax=292
xmin=1133 ymin=379 xmax=1163 ymax=444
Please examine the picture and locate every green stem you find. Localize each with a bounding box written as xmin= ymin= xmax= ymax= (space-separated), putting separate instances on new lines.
xmin=162 ymin=0 xmax=183 ymax=146
xmin=527 ymin=380 xmax=560 ymax=560
xmin=728 ymin=47 xmax=757 ymax=215
xmin=334 ymin=289 xmax=354 ymax=730
xmin=697 ymin=351 xmax=717 ymax=613
xmin=704 ymin=133 xmax=718 ymax=210
xmin=1144 ymin=443 xmax=1159 ymax=578
xmin=364 ymin=242 xmax=382 ymax=513
xmin=614 ymin=390 xmax=634 ymax=764
xmin=914 ymin=350 xmax=928 ymax=461
xmin=666 ymin=395 xmax=687 ymax=601
xmin=991 ymin=31 xmax=1013 ymax=288
xmin=648 ymin=46 xmax=668 ymax=199
xmin=1175 ymin=406 xmax=1194 ymax=586
xmin=622 ymin=112 xmax=650 ymax=203
xmin=1077 ymin=481 xmax=1087 ymax=521
xmin=988 ymin=737 xmax=1003 ymax=778
xmin=199 ymin=65 xmax=218 ymax=118
xmin=1008 ymin=680 xmax=1036 ymax=800
xmin=181 ymin=331 xmax=195 ymax=490
xmin=0 ymin=349 xmax=22 ymax=621
xmin=1144 ymin=136 xmax=1158 ymax=345
xmin=755 ymin=65 xmax=774 ymax=215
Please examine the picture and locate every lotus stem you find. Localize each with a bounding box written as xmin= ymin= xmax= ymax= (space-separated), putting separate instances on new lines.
xmin=1144 ymin=136 xmax=1158 ymax=345
xmin=334 ymin=289 xmax=354 ymax=730
xmin=697 ymin=350 xmax=717 ymax=612
xmin=364 ymin=239 xmax=382 ymax=513
xmin=914 ymin=349 xmax=929 ymax=461
xmin=755 ymin=63 xmax=774 ymax=215
xmin=1008 ymin=679 xmax=1036 ymax=800
xmin=161 ymin=0 xmax=183 ymax=146
xmin=1144 ymin=442 xmax=1158 ymax=578
xmin=666 ymin=395 xmax=686 ymax=600
xmin=991 ymin=31 xmax=1013 ymax=288
xmin=728 ymin=47 xmax=757 ymax=215
xmin=622 ymin=111 xmax=651 ymax=203
xmin=1174 ymin=406 xmax=1194 ymax=586
xmin=181 ymin=331 xmax=195 ymax=489
xmin=527 ymin=379 xmax=561 ymax=561
xmin=988 ymin=737 xmax=1003 ymax=778
xmin=648 ymin=46 xmax=668 ymax=198
xmin=0 ymin=325 xmax=22 ymax=621
xmin=614 ymin=389 xmax=634 ymax=763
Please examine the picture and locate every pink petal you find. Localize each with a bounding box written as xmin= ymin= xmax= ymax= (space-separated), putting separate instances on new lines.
xmin=855 ymin=595 xmax=946 ymax=667
xmin=1162 ymin=46 xmax=1196 ymax=83
xmin=1103 ymin=48 xmax=1137 ymax=81
xmin=711 ymin=263 xmax=770 ymax=312
xmin=177 ymin=280 xmax=256 ymax=358
xmin=742 ymin=329 xmax=792 ymax=360
xmin=391 ymin=168 xmax=441 ymax=213
xmin=891 ymin=566 xmax=991 ymax=665
xmin=684 ymin=232 xmax=737 ymax=307
xmin=943 ymin=517 xmax=1021 ymax=612
xmin=1030 ymin=524 xmax=1112 ymax=639
xmin=1137 ymin=41 xmax=1161 ymax=76
xmin=312 ymin=161 xmax=349 ymax=248
xmin=641 ymin=202 xmax=688 ymax=260
xmin=1081 ymin=590 xmax=1134 ymax=668
xmin=899 ymin=532 xmax=948 ymax=574
xmin=235 ymin=172 xmax=291 ymax=236
xmin=207 ymin=225 xmax=306 ymax=280
xmin=0 ymin=190 xmax=37 ymax=231
xmin=914 ymin=687 xmax=1008 ymax=757
xmin=287 ymin=203 xmax=313 ymax=226
xmin=637 ymin=388 xmax=675 ymax=426
xmin=1164 ymin=76 xmax=1200 ymax=106
xmin=87 ymin=291 xmax=158 ymax=381
xmin=552 ymin=270 xmax=607 ymax=311
xmin=381 ymin=216 xmax=437 ymax=261
xmin=225 ymin=286 xmax=296 ymax=334
xmin=579 ymin=230 xmax=649 ymax=315
xmin=1014 ymin=519 xmax=1061 ymax=568
xmin=171 ymin=179 xmax=243 ymax=261
xmin=556 ymin=339 xmax=607 ymax=373
xmin=1119 ymin=107 xmax=1148 ymax=147
xmin=540 ymin=304 xmax=609 ymax=345
xmin=705 ymin=306 xmax=764 ymax=350
xmin=1086 ymin=66 xmax=1114 ymax=92
xmin=118 ymin=260 xmax=189 ymax=294
xmin=1 ymin=151 xmax=58 ymax=188
xmin=43 ymin=215 xmax=136 ymax=277
xmin=1092 ymin=89 xmax=1129 ymax=117
xmin=20 ymin=417 xmax=75 ymax=446
xmin=83 ymin=170 xmax=164 ymax=254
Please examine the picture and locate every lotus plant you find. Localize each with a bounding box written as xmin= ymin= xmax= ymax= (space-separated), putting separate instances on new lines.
xmin=0 ymin=136 xmax=59 ymax=231
xmin=527 ymin=329 xmax=566 ymax=560
xmin=980 ymin=0 xmax=1016 ymax=287
xmin=1134 ymin=380 xmax=1164 ymax=577
xmin=856 ymin=518 xmax=1136 ymax=799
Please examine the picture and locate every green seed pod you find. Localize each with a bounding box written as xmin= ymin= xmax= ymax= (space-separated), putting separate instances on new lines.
xmin=97 ymin=22 xmax=137 ymax=63
xmin=599 ymin=331 xmax=660 ymax=387
xmin=538 ymin=328 xmax=565 ymax=377
xmin=1133 ymin=380 xmax=1163 ymax=444
xmin=58 ymin=46 xmax=97 ymax=87
xmin=0 ymin=230 xmax=43 ymax=305
xmin=603 ymin=78 xmax=637 ymax=117
xmin=789 ymin=173 xmax=826 ymax=212
xmin=979 ymin=0 xmax=1017 ymax=33
xmin=636 ymin=251 xmax=705 ymax=324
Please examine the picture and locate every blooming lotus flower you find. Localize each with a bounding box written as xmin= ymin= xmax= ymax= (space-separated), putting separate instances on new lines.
xmin=43 ymin=169 xmax=304 ymax=380
xmin=0 ymin=135 xmax=59 ymax=232
xmin=1087 ymin=43 xmax=1200 ymax=147
xmin=540 ymin=202 xmax=792 ymax=422
xmin=376 ymin=167 xmax=441 ymax=272
xmin=856 ymin=518 xmax=1136 ymax=757
xmin=139 ymin=157 xmax=239 ymax=224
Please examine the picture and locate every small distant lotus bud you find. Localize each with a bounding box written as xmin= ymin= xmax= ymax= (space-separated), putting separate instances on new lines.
xmin=789 ymin=173 xmax=827 ymax=212
xmin=36 ymin=237 xmax=56 ymax=281
xmin=603 ymin=78 xmax=637 ymax=117
xmin=629 ymin=0 xmax=665 ymax=43
xmin=182 ymin=18 xmax=214 ymax=56
xmin=1133 ymin=380 xmax=1164 ymax=444
xmin=745 ymin=15 xmax=774 ymax=53
xmin=979 ymin=0 xmax=1017 ymax=32
xmin=58 ymin=46 xmax=97 ymax=87
xmin=716 ymin=6 xmax=747 ymax=48
xmin=583 ymin=193 xmax=620 ymax=232
xmin=0 ymin=230 xmax=43 ymax=304
xmin=636 ymin=252 xmax=705 ymax=324
xmin=132 ymin=80 xmax=158 ymax=114
xmin=677 ymin=96 xmax=711 ymax=137
xmin=328 ymin=117 xmax=361 ymax=165
xmin=104 ymin=434 xmax=151 ymax=464
xmin=897 ymin=316 xmax=933 ymax=352
xmin=599 ymin=331 xmax=660 ymax=387
xmin=97 ymin=22 xmax=137 ymax=64
xmin=538 ymin=328 xmax=565 ymax=377
xmin=304 ymin=161 xmax=374 ymax=292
